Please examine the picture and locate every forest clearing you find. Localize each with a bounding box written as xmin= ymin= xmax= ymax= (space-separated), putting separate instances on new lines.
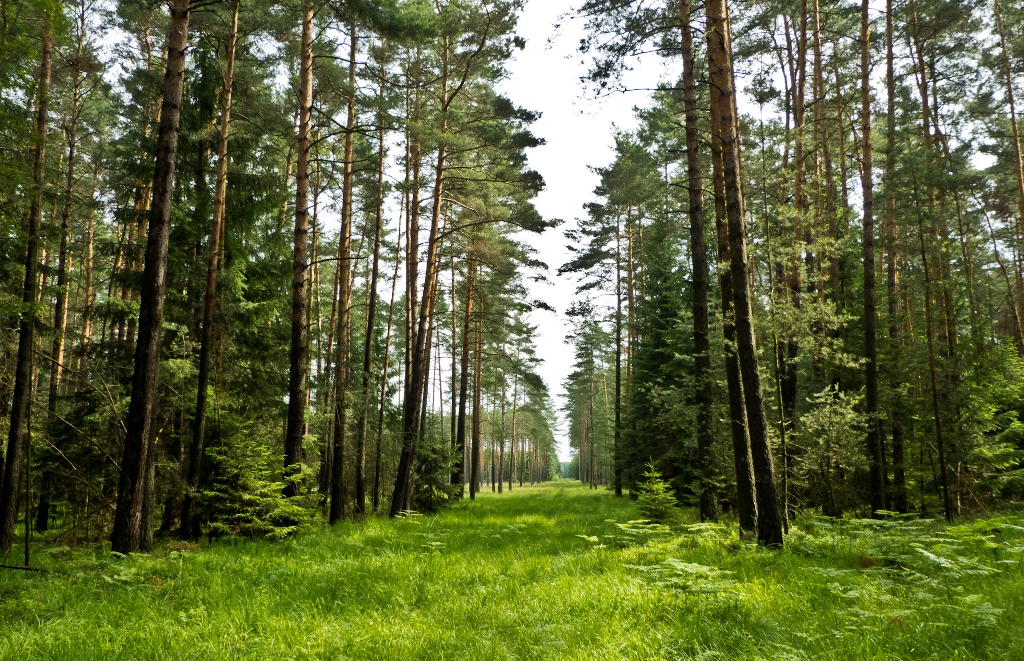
xmin=2 ymin=481 xmax=1023 ymax=660
xmin=7 ymin=0 xmax=1024 ymax=655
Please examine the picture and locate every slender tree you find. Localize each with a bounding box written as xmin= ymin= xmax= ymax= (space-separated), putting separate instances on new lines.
xmin=111 ymin=0 xmax=193 ymax=553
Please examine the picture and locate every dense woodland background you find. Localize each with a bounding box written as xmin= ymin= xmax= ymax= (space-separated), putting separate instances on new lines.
xmin=2 ymin=0 xmax=1024 ymax=557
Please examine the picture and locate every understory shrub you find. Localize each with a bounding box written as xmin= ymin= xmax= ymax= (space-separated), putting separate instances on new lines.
xmin=635 ymin=461 xmax=679 ymax=524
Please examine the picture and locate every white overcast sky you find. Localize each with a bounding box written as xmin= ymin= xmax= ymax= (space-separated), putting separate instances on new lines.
xmin=498 ymin=0 xmax=678 ymax=462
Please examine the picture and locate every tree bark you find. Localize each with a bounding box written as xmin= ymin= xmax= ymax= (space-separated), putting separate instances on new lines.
xmin=284 ymin=0 xmax=314 ymax=498
xmin=453 ymin=259 xmax=475 ymax=489
xmin=708 ymin=0 xmax=783 ymax=546
xmin=110 ymin=0 xmax=191 ymax=554
xmin=330 ymin=23 xmax=358 ymax=523
xmin=885 ymin=0 xmax=907 ymax=513
xmin=782 ymin=0 xmax=809 ymax=427
xmin=861 ymin=0 xmax=885 ymax=516
xmin=390 ymin=34 xmax=456 ymax=516
xmin=679 ymin=0 xmax=717 ymax=521
xmin=470 ymin=312 xmax=483 ymax=499
xmin=707 ymin=9 xmax=755 ymax=533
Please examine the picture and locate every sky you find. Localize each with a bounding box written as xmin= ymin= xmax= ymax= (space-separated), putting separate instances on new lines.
xmin=497 ymin=1 xmax=674 ymax=462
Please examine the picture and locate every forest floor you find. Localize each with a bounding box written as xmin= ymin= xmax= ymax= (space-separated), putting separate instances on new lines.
xmin=1 ymin=481 xmax=1024 ymax=660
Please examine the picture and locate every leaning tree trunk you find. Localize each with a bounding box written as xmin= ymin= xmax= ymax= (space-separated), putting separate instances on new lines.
xmin=708 ymin=0 xmax=783 ymax=547
xmin=679 ymin=0 xmax=718 ymax=522
xmin=181 ymin=0 xmax=238 ymax=539
xmin=111 ymin=0 xmax=192 ymax=554
xmin=0 ymin=17 xmax=52 ymax=552
xmin=284 ymin=0 xmax=313 ymax=498
xmin=707 ymin=14 xmax=756 ymax=534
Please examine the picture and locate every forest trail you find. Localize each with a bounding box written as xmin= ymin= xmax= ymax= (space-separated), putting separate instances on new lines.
xmin=4 ymin=483 xmax=1024 ymax=660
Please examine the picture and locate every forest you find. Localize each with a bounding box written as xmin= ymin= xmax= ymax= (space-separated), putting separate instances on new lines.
xmin=2 ymin=0 xmax=1024 ymax=658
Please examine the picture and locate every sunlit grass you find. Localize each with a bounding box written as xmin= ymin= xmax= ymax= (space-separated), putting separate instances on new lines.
xmin=1 ymin=481 xmax=1022 ymax=660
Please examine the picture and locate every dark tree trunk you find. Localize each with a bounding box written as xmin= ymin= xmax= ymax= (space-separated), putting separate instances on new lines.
xmin=614 ymin=221 xmax=623 ymax=497
xmin=470 ymin=313 xmax=483 ymax=499
xmin=706 ymin=11 xmax=756 ymax=534
xmin=453 ymin=259 xmax=475 ymax=489
xmin=860 ymin=0 xmax=885 ymax=516
xmin=680 ymin=0 xmax=718 ymax=522
xmin=284 ymin=0 xmax=313 ymax=498
xmin=110 ymin=0 xmax=191 ymax=554
xmin=708 ymin=0 xmax=783 ymax=546
xmin=884 ymin=0 xmax=907 ymax=514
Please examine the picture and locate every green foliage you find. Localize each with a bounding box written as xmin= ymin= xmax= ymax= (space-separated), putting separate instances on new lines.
xmin=411 ymin=431 xmax=460 ymax=514
xmin=201 ymin=434 xmax=307 ymax=541
xmin=634 ymin=461 xmax=679 ymax=524
xmin=797 ymin=386 xmax=868 ymax=516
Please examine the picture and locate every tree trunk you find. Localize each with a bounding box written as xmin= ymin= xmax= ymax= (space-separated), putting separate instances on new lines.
xmin=885 ymin=0 xmax=907 ymax=513
xmin=454 ymin=259 xmax=475 ymax=489
xmin=373 ymin=224 xmax=403 ymax=512
xmin=330 ymin=23 xmax=358 ymax=523
xmin=860 ymin=0 xmax=885 ymax=516
xmin=498 ymin=369 xmax=506 ymax=493
xmin=390 ymin=36 xmax=454 ymax=516
xmin=78 ymin=161 xmax=99 ymax=372
xmin=284 ymin=0 xmax=313 ymax=498
xmin=679 ymin=0 xmax=718 ymax=521
xmin=610 ymin=221 xmax=618 ymax=497
xmin=110 ymin=0 xmax=191 ymax=554
xmin=708 ymin=0 xmax=783 ymax=546
xmin=470 ymin=312 xmax=483 ymax=499
xmin=509 ymin=371 xmax=518 ymax=491
xmin=782 ymin=0 xmax=809 ymax=427
xmin=0 ymin=17 xmax=52 ymax=551
xmin=707 ymin=9 xmax=756 ymax=534
xmin=181 ymin=0 xmax=238 ymax=539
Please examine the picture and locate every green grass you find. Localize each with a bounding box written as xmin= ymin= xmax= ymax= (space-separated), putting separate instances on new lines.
xmin=2 ymin=481 xmax=1023 ymax=660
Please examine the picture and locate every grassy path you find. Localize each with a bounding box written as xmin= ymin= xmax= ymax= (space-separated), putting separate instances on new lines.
xmin=2 ymin=481 xmax=1023 ymax=660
